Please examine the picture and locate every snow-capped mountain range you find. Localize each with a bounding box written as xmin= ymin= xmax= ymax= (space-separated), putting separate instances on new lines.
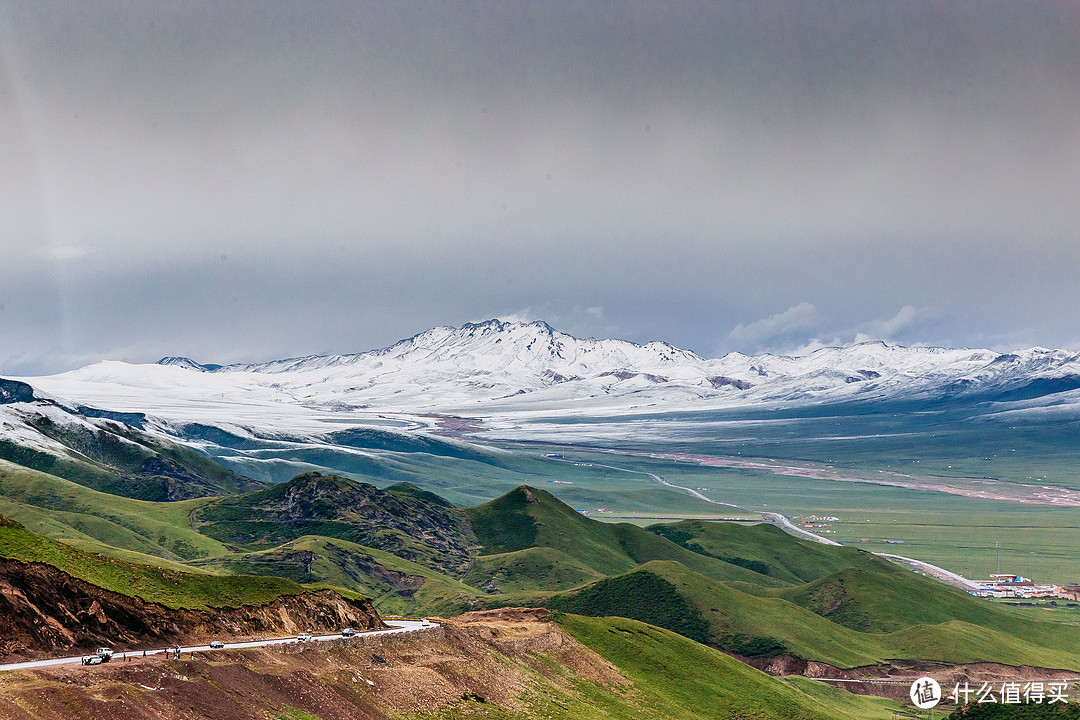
xmin=11 ymin=319 xmax=1080 ymax=437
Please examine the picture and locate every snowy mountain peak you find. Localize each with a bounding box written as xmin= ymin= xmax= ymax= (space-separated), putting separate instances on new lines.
xmin=18 ymin=321 xmax=1080 ymax=430
xmin=460 ymin=318 xmax=554 ymax=335
xmin=158 ymin=357 xmax=210 ymax=371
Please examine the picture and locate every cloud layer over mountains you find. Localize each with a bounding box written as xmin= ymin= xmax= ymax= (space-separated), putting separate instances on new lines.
xmin=2 ymin=2 xmax=1079 ymax=374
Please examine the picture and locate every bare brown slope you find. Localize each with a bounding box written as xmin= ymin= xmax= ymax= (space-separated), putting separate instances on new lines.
xmin=0 ymin=558 xmax=383 ymax=660
xmin=0 ymin=609 xmax=626 ymax=720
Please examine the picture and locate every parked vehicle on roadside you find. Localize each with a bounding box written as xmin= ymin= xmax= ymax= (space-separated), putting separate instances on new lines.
xmin=95 ymin=647 xmax=113 ymax=662
xmin=341 ymin=628 xmax=355 ymax=637
xmin=296 ymin=633 xmax=312 ymax=642
xmin=81 ymin=654 xmax=103 ymax=665
xmin=209 ymin=641 xmax=225 ymax=649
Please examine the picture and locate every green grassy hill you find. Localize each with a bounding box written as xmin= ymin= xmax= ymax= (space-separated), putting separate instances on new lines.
xmin=462 ymin=545 xmax=607 ymax=593
xmin=466 ymin=485 xmax=635 ymax=574
xmin=782 ymin=564 xmax=1003 ymax=632
xmin=548 ymin=558 xmax=1080 ymax=671
xmin=7 ymin=455 xmax=1080 ymax=686
xmin=650 ymin=519 xmax=878 ymax=583
xmin=0 ymin=459 xmax=228 ymax=561
xmin=459 ymin=487 xmax=1080 ymax=671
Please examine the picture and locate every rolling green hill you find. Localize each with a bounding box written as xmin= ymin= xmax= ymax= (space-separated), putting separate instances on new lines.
xmin=650 ymin=519 xmax=878 ymax=584
xmin=7 ymin=451 xmax=1080 ymax=692
xmin=0 ymin=459 xmax=228 ymax=561
xmin=466 ymin=485 xmax=633 ymax=572
xmin=548 ymin=570 xmax=711 ymax=642
xmin=549 ymin=558 xmax=1080 ymax=671
xmin=462 ymin=545 xmax=607 ymax=593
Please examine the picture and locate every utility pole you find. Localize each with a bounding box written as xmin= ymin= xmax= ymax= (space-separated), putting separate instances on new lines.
xmin=996 ymin=541 xmax=1000 ymax=575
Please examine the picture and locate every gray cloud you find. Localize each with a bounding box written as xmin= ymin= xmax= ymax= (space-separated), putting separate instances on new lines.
xmin=2 ymin=2 xmax=1079 ymax=374
xmin=854 ymin=305 xmax=938 ymax=344
xmin=728 ymin=303 xmax=819 ymax=350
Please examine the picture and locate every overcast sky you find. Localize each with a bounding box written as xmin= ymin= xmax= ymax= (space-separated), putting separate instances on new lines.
xmin=2 ymin=2 xmax=1079 ymax=375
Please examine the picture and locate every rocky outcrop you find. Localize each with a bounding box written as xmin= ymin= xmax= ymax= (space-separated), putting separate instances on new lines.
xmin=707 ymin=375 xmax=753 ymax=390
xmin=0 ymin=558 xmax=383 ymax=660
xmin=0 ymin=378 xmax=35 ymax=404
xmin=195 ymin=472 xmax=475 ymax=576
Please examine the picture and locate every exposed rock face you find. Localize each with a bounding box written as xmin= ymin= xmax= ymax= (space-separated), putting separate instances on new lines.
xmin=195 ymin=472 xmax=475 ymax=576
xmin=0 ymin=379 xmax=35 ymax=404
xmin=707 ymin=375 xmax=754 ymax=390
xmin=0 ymin=558 xmax=383 ymax=660
xmin=324 ymin=544 xmax=427 ymax=596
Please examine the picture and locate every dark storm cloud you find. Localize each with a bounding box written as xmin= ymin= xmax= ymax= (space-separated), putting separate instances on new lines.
xmin=2 ymin=2 xmax=1079 ymax=374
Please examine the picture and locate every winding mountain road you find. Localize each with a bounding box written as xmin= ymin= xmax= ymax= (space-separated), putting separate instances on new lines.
xmin=760 ymin=511 xmax=843 ymax=546
xmin=762 ymin=511 xmax=980 ymax=589
xmin=552 ymin=458 xmax=740 ymax=508
xmin=874 ymin=552 xmax=981 ymax=591
xmin=0 ymin=620 xmax=435 ymax=673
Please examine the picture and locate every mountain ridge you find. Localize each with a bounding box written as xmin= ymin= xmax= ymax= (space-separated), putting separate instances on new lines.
xmin=10 ymin=319 xmax=1080 ymax=438
xmin=150 ymin=319 xmax=1080 ymax=375
xmin=158 ymin=319 xmax=1079 ymax=377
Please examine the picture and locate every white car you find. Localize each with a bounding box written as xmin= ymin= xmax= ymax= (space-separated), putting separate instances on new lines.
xmin=81 ymin=654 xmax=103 ymax=665
xmin=296 ymin=633 xmax=312 ymax=642
xmin=209 ymin=641 xmax=225 ymax=649
xmin=341 ymin=628 xmax=356 ymax=637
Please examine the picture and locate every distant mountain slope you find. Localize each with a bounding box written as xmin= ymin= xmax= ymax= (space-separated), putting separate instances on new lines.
xmin=0 ymin=383 xmax=262 ymax=500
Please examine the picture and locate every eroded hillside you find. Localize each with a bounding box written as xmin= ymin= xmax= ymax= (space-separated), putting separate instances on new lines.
xmin=0 ymin=557 xmax=382 ymax=661
xmin=0 ymin=609 xmax=896 ymax=720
